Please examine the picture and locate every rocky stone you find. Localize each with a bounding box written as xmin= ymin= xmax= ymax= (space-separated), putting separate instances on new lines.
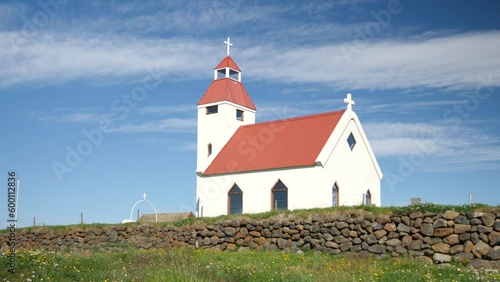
xmin=409 ymin=240 xmax=423 ymax=251
xmin=397 ymin=223 xmax=411 ymax=233
xmin=409 ymin=212 xmax=423 ymax=219
xmin=226 ymin=243 xmax=237 ymax=251
xmin=325 ymin=241 xmax=339 ymax=249
xmin=323 ymin=233 xmax=334 ymax=241
xmin=454 ymin=224 xmax=471 ymax=234
xmin=415 ymin=256 xmax=433 ymax=264
xmin=433 ymin=253 xmax=451 ymax=263
xmin=386 ymin=238 xmax=401 ymax=246
xmin=391 ymin=216 xmax=401 ymax=224
xmin=336 ymin=222 xmax=349 ymax=229
xmin=479 ymin=233 xmax=489 ymax=243
xmin=249 ymin=231 xmax=261 ymax=237
xmin=471 ymin=218 xmax=482 ymax=225
xmin=401 ymin=235 xmax=412 ymax=247
xmin=443 ymin=210 xmax=460 ymax=220
xmin=414 ymin=218 xmax=423 ymax=228
xmin=477 ymin=226 xmax=492 ymax=234
xmin=487 ymin=246 xmax=500 ymax=260
xmin=473 ymin=241 xmax=492 ymax=256
xmin=432 ymin=243 xmax=450 ymax=254
xmin=495 ymin=221 xmax=500 ymax=232
xmin=368 ymin=244 xmax=385 ymax=254
xmin=471 ymin=233 xmax=479 ymax=244
xmin=433 ymin=218 xmax=447 ymax=228
xmin=449 ymin=244 xmax=463 ymax=255
xmin=334 ymin=235 xmax=348 ymax=244
xmin=224 ymin=227 xmax=237 ymax=237
xmin=443 ymin=234 xmax=460 ymax=245
xmin=459 ymin=233 xmax=471 ymax=242
xmin=489 ymin=231 xmax=500 ymax=246
xmin=481 ymin=213 xmax=495 ymax=227
xmin=339 ymin=242 xmax=352 ymax=252
xmin=434 ymin=228 xmax=453 ymax=238
xmin=374 ymin=229 xmax=387 ymax=239
xmin=469 ymin=259 xmax=500 ymax=270
xmin=230 ymin=219 xmax=239 ymax=228
xmin=375 ymin=215 xmax=391 ymax=224
xmin=453 ymin=252 xmax=474 ymax=262
xmin=464 ymin=241 xmax=474 ymax=253
xmin=454 ymin=215 xmax=470 ymax=225
xmin=384 ymin=223 xmax=396 ymax=232
xmin=366 ymin=234 xmax=378 ymax=245
xmin=420 ymin=223 xmax=434 ymax=236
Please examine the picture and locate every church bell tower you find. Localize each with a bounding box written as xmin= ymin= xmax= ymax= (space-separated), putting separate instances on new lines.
xmin=196 ymin=38 xmax=256 ymax=174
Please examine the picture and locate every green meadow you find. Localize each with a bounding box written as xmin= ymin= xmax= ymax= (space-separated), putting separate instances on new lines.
xmin=1 ymin=247 xmax=498 ymax=282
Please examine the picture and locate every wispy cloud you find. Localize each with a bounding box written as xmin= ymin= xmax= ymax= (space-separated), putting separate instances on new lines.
xmin=364 ymin=121 xmax=500 ymax=172
xmin=243 ymin=31 xmax=500 ymax=90
xmin=110 ymin=118 xmax=196 ymax=133
xmin=2 ymin=30 xmax=499 ymax=90
xmin=36 ymin=111 xmax=112 ymax=124
xmin=136 ymin=105 xmax=194 ymax=116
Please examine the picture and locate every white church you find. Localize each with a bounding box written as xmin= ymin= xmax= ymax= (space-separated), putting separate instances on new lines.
xmin=195 ymin=38 xmax=383 ymax=217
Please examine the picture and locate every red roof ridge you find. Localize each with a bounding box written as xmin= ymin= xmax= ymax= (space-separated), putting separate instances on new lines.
xmin=240 ymin=110 xmax=346 ymax=129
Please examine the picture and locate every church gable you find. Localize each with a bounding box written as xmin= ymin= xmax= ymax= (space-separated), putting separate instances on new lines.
xmin=203 ymin=110 xmax=345 ymax=176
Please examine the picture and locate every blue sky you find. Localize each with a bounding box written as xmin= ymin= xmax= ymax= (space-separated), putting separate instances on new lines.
xmin=1 ymin=0 xmax=499 ymax=228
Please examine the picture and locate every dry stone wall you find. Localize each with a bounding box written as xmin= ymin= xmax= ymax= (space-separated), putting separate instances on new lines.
xmin=2 ymin=210 xmax=500 ymax=267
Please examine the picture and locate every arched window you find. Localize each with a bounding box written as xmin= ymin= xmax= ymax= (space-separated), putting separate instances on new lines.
xmin=207 ymin=143 xmax=212 ymax=156
xmin=228 ymin=184 xmax=243 ymax=214
xmin=271 ymin=180 xmax=288 ymax=210
xmin=332 ymin=183 xmax=339 ymax=207
xmin=365 ymin=190 xmax=372 ymax=205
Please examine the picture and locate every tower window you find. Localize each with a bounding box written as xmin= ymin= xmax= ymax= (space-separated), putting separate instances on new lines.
xmin=206 ymin=105 xmax=218 ymax=114
xmin=229 ymin=69 xmax=239 ymax=80
xmin=347 ymin=133 xmax=356 ymax=150
xmin=216 ymin=69 xmax=225 ymax=79
xmin=236 ymin=109 xmax=244 ymax=121
xmin=207 ymin=143 xmax=212 ymax=156
xmin=271 ymin=180 xmax=288 ymax=210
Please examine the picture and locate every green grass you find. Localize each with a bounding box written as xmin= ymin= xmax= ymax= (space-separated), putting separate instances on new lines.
xmin=1 ymin=204 xmax=497 ymax=234
xmin=1 ymin=248 xmax=498 ymax=282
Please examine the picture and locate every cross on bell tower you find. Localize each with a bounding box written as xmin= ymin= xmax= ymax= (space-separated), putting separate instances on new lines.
xmin=224 ymin=37 xmax=232 ymax=56
xmin=344 ymin=93 xmax=355 ymax=111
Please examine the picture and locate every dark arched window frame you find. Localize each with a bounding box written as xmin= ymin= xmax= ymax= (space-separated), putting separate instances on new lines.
xmin=228 ymin=184 xmax=243 ymax=214
xmin=271 ymin=180 xmax=288 ymax=210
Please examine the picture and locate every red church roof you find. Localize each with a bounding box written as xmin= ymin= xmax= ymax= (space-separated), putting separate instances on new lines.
xmin=215 ymin=56 xmax=241 ymax=71
xmin=197 ymin=78 xmax=256 ymax=110
xmin=203 ymin=110 xmax=346 ymax=175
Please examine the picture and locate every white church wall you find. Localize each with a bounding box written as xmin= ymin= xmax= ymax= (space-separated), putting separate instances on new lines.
xmin=196 ymin=101 xmax=255 ymax=172
xmin=196 ymin=110 xmax=382 ymax=218
xmin=197 ymin=165 xmax=328 ymax=217
xmin=320 ymin=112 xmax=381 ymax=206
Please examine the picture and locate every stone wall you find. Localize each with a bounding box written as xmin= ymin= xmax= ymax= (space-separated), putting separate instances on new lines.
xmin=2 ymin=210 xmax=500 ymax=267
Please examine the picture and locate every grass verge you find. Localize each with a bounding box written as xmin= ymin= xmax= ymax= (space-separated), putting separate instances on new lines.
xmin=1 ymin=247 xmax=498 ymax=282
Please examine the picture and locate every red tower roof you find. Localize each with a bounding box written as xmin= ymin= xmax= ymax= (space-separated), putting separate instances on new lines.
xmin=203 ymin=110 xmax=346 ymax=175
xmin=197 ymin=78 xmax=256 ymax=110
xmin=215 ymin=56 xmax=241 ymax=71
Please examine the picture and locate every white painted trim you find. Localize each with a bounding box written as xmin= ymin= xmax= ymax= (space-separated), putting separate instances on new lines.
xmin=197 ymin=101 xmax=256 ymax=113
